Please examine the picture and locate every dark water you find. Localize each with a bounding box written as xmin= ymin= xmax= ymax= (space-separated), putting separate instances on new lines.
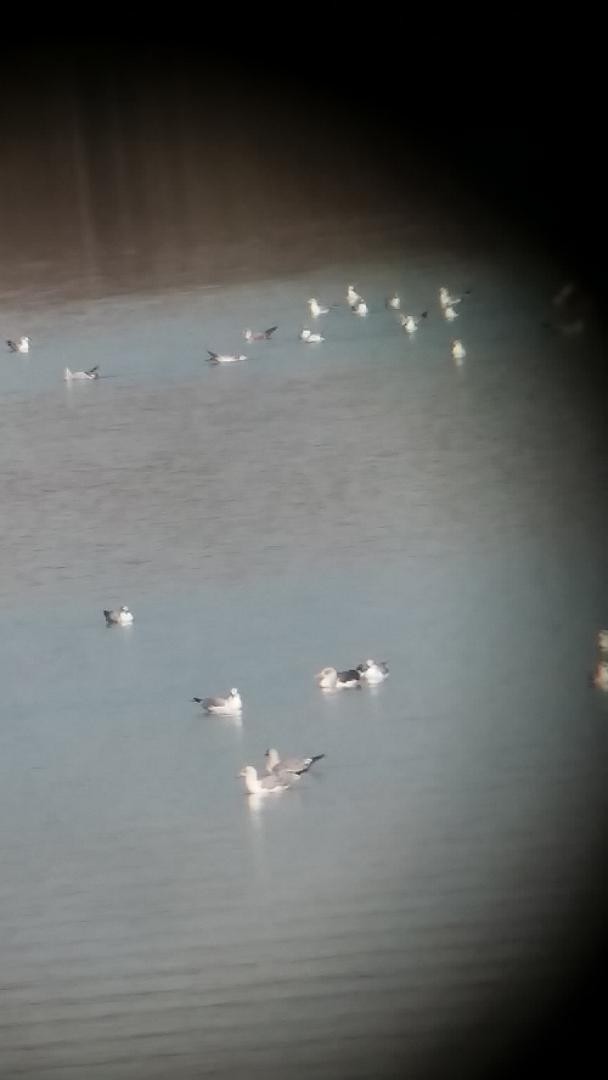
xmin=1 ymin=84 xmax=607 ymax=1076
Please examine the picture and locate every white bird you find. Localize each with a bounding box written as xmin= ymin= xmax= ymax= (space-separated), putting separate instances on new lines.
xmin=192 ymin=688 xmax=243 ymax=715
xmin=593 ymin=661 xmax=608 ymax=691
xmin=206 ymin=351 xmax=247 ymax=364
xmin=239 ymin=765 xmax=292 ymax=795
xmin=400 ymin=312 xmax=428 ymax=334
xmin=598 ymin=630 xmax=608 ymax=653
xmin=386 ymin=294 xmax=401 ymax=310
xmin=316 ymin=666 xmax=362 ymax=690
xmin=265 ymin=748 xmax=325 ymax=776
xmin=444 ymin=305 xmax=459 ymax=321
xmin=64 ymin=365 xmax=99 ymax=380
xmin=243 ymin=326 xmax=277 ymax=342
xmin=352 ymin=300 xmax=368 ymax=316
xmin=299 ymin=329 xmax=325 ymax=343
xmin=7 ymin=336 xmax=30 ymax=354
xmin=451 ymin=341 xmax=466 ymax=367
xmin=103 ymin=605 xmax=134 ymax=626
xmin=308 ymin=298 xmax=330 ymax=317
xmin=439 ymin=286 xmax=464 ymax=309
xmin=356 ymin=659 xmax=389 ymax=684
xmin=347 ymin=285 xmax=362 ymax=307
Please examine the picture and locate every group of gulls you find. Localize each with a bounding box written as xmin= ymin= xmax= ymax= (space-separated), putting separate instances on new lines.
xmin=199 ymin=284 xmax=472 ymax=364
xmin=6 ymin=284 xmax=468 ymax=373
xmin=6 ymin=278 xmax=588 ymax=375
xmin=300 ymin=285 xmax=470 ymax=362
xmin=101 ymin=603 xmax=391 ymax=796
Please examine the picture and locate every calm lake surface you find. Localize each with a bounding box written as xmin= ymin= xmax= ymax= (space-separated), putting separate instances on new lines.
xmin=1 ymin=225 xmax=607 ymax=1078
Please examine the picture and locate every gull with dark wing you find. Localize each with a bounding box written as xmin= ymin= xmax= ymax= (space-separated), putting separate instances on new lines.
xmin=265 ymin=748 xmax=325 ymax=776
xmin=192 ymin=688 xmax=243 ymax=715
xmin=243 ymin=326 xmax=278 ymax=342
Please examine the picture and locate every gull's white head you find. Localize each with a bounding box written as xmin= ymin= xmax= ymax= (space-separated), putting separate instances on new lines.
xmin=230 ymin=688 xmax=239 ymax=697
xmin=121 ymin=605 xmax=130 ymax=613
xmin=598 ymin=630 xmax=608 ymax=652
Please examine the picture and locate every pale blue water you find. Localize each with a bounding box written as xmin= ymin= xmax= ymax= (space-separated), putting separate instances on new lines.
xmin=1 ymin=241 xmax=607 ymax=1079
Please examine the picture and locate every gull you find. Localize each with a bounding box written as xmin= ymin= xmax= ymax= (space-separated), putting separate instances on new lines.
xmin=386 ymin=294 xmax=401 ymax=310
xmin=192 ymin=688 xmax=243 ymax=715
xmin=238 ymin=765 xmax=292 ymax=795
xmin=351 ymin=299 xmax=368 ymax=316
xmin=207 ymin=351 xmax=247 ymax=364
xmin=243 ymin=326 xmax=278 ymax=342
xmin=347 ymin=285 xmax=362 ymax=307
xmin=444 ymin=305 xmax=459 ymax=321
xmin=64 ymin=366 xmax=99 ymax=380
xmin=265 ymin=748 xmax=325 ymax=776
xmin=308 ymin=298 xmax=330 ymax=317
xmin=439 ymin=286 xmax=471 ymax=308
xmin=356 ymin=659 xmax=389 ymax=684
xmin=400 ymin=312 xmax=428 ymax=334
xmin=452 ymin=340 xmax=466 ymax=362
xmin=593 ymin=661 xmax=608 ymax=691
xmin=7 ymin=336 xmax=30 ymax=353
xmin=316 ymin=666 xmax=362 ymax=690
xmin=299 ymin=329 xmax=325 ymax=343
xmin=103 ymin=605 xmax=134 ymax=626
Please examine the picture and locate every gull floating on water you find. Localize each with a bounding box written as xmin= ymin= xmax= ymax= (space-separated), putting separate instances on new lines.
xmin=192 ymin=688 xmax=243 ymax=715
xmin=347 ymin=285 xmax=362 ymax=307
xmin=7 ymin=336 xmax=30 ymax=354
xmin=65 ymin=366 xmax=99 ymax=381
xmin=239 ymin=765 xmax=292 ymax=795
xmin=265 ymin=748 xmax=325 ymax=776
xmin=308 ymin=298 xmax=330 ymax=318
xmin=103 ymin=605 xmax=134 ymax=626
xmin=452 ymin=340 xmax=466 ymax=362
xmin=357 ymin=659 xmax=389 ymax=684
xmin=593 ymin=661 xmax=608 ymax=691
xmin=243 ymin=326 xmax=278 ymax=342
xmin=444 ymin=305 xmax=459 ymax=321
xmin=352 ymin=299 xmax=368 ymax=316
xmin=206 ymin=351 xmax=247 ymax=364
xmin=440 ymin=286 xmax=471 ymax=309
xmin=299 ymin=329 xmax=325 ymax=343
xmin=386 ymin=294 xmax=401 ymax=310
xmin=316 ymin=666 xmax=362 ymax=690
xmin=400 ymin=312 xmax=428 ymax=334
